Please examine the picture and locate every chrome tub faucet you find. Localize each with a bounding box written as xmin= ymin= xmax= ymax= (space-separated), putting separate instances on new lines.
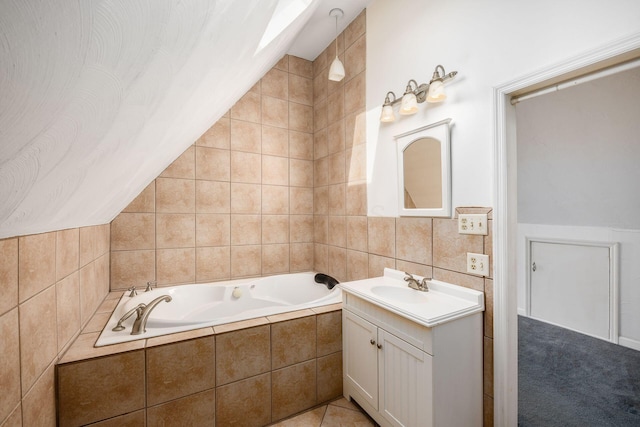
xmin=112 ymin=295 xmax=172 ymax=335
xmin=404 ymin=272 xmax=430 ymax=292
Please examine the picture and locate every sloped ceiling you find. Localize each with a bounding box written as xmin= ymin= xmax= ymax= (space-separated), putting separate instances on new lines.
xmin=0 ymin=0 xmax=371 ymax=239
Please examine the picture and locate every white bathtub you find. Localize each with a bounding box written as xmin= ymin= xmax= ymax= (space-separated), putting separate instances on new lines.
xmin=95 ymin=272 xmax=341 ymax=347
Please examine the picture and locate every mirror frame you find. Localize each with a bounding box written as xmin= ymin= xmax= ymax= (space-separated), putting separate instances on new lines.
xmin=395 ymin=118 xmax=452 ymax=217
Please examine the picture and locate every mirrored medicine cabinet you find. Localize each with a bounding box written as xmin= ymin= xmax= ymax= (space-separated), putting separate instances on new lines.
xmin=395 ymin=118 xmax=452 ymax=217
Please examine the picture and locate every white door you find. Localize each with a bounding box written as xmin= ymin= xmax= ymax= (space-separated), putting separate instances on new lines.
xmin=378 ymin=329 xmax=432 ymax=427
xmin=530 ymin=241 xmax=611 ymax=340
xmin=343 ymin=310 xmax=379 ymax=409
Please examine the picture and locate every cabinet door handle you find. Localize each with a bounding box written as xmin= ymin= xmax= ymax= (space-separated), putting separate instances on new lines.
xmin=377 ymin=343 xmax=382 ymax=349
xmin=370 ymin=339 xmax=376 ymax=345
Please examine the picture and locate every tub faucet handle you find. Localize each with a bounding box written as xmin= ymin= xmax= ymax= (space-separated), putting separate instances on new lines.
xmin=112 ymin=304 xmax=145 ymax=332
xmin=145 ymin=281 xmax=157 ymax=292
xmin=127 ymin=286 xmax=137 ymax=297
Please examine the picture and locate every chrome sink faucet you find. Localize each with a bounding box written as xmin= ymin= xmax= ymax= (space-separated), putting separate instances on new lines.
xmin=404 ymin=272 xmax=430 ymax=292
xmin=112 ymin=295 xmax=172 ymax=335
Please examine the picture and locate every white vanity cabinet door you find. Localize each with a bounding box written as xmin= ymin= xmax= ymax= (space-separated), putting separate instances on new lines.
xmin=344 ymin=309 xmax=379 ymax=410
xmin=379 ymin=329 xmax=432 ymax=427
xmin=344 ymin=308 xmax=433 ymax=427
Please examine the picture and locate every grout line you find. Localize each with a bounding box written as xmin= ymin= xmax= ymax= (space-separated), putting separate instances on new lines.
xmin=153 ymin=179 xmax=158 ymax=285
xmin=15 ymin=235 xmax=24 ymax=417
xmin=2 ymin=401 xmax=21 ymax=426
xmin=318 ymin=404 xmax=328 ymax=426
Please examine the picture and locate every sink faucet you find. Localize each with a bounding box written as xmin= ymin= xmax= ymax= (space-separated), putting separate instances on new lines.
xmin=112 ymin=295 xmax=172 ymax=335
xmin=404 ymin=272 xmax=430 ymax=292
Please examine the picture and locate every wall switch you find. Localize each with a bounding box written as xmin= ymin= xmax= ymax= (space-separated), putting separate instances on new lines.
xmin=458 ymin=214 xmax=488 ymax=235
xmin=467 ymin=253 xmax=490 ymax=276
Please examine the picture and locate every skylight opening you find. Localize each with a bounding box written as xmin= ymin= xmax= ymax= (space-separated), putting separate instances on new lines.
xmin=256 ymin=0 xmax=313 ymax=54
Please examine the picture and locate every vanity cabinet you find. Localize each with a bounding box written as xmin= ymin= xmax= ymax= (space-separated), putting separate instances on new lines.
xmin=342 ymin=291 xmax=482 ymax=427
xmin=344 ymin=310 xmax=431 ymax=426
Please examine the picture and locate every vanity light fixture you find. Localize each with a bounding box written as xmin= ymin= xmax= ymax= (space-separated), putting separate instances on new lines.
xmin=380 ymin=92 xmax=396 ymax=122
xmin=427 ymin=65 xmax=451 ymax=102
xmin=400 ymin=80 xmax=419 ymax=115
xmin=380 ymin=65 xmax=458 ymax=122
xmin=328 ymin=8 xmax=345 ymax=82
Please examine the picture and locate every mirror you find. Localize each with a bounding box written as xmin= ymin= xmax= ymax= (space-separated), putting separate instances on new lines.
xmin=395 ymin=118 xmax=452 ymax=217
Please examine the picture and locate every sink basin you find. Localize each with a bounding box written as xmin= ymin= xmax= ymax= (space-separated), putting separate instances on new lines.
xmin=340 ymin=268 xmax=484 ymax=327
xmin=370 ymin=286 xmax=429 ymax=304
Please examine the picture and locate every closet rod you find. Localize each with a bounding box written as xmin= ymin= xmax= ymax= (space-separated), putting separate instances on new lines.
xmin=510 ymin=57 xmax=640 ymax=105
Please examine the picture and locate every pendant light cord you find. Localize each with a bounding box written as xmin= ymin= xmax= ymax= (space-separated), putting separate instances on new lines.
xmin=334 ymin=14 xmax=338 ymax=58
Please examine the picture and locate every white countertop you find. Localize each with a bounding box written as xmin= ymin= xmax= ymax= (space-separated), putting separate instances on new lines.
xmin=339 ymin=268 xmax=485 ymax=328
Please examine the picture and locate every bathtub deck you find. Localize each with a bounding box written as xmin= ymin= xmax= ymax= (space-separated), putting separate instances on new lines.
xmin=59 ymin=291 xmax=342 ymax=363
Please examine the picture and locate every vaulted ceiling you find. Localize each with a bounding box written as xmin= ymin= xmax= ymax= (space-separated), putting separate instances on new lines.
xmin=0 ymin=0 xmax=369 ymax=239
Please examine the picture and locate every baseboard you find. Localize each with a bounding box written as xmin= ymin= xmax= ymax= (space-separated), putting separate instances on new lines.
xmin=618 ymin=336 xmax=640 ymax=351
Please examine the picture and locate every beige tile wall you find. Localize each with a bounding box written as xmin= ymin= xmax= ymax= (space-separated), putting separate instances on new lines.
xmin=0 ymin=224 xmax=110 ymax=426
xmin=0 ymin=10 xmax=496 ymax=427
xmin=311 ymin=10 xmax=494 ymax=425
xmin=110 ymin=56 xmax=316 ymax=289
xmin=107 ymin=8 xmax=494 ymax=424
xmin=311 ymin=10 xmax=367 ymax=282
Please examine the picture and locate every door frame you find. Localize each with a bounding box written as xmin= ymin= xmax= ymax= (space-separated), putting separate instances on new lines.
xmin=492 ymin=32 xmax=640 ymax=426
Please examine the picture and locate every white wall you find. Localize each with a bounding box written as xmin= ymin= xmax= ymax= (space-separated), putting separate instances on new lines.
xmin=517 ymin=67 xmax=640 ymax=229
xmin=365 ymin=0 xmax=640 ymax=216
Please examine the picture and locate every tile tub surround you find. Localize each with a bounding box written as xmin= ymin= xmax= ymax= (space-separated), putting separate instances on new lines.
xmin=110 ymin=54 xmax=316 ymax=289
xmin=56 ymin=300 xmax=343 ymax=426
xmin=106 ymin=8 xmax=495 ymax=424
xmin=0 ymin=224 xmax=110 ymax=427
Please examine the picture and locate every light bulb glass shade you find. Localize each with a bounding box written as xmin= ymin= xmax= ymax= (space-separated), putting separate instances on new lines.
xmin=427 ymin=80 xmax=446 ymax=103
xmin=380 ymin=104 xmax=395 ymax=122
xmin=328 ymin=56 xmax=345 ymax=81
xmin=400 ymin=92 xmax=418 ymax=115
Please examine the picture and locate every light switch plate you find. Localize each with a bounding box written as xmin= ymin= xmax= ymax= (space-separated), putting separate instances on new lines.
xmin=458 ymin=214 xmax=488 ymax=235
xmin=467 ymin=253 xmax=490 ymax=276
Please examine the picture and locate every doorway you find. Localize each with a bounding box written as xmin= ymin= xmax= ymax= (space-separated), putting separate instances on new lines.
xmin=492 ymin=34 xmax=640 ymax=426
xmin=513 ymin=64 xmax=640 ymax=425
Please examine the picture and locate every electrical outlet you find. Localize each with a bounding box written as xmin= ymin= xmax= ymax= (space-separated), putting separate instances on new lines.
xmin=467 ymin=253 xmax=490 ymax=276
xmin=458 ymin=214 xmax=488 ymax=235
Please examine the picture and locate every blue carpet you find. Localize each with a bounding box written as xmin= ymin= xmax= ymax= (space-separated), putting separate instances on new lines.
xmin=518 ymin=316 xmax=640 ymax=426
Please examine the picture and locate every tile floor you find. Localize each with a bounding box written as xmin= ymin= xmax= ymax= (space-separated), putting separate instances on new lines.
xmin=269 ymin=397 xmax=377 ymax=426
